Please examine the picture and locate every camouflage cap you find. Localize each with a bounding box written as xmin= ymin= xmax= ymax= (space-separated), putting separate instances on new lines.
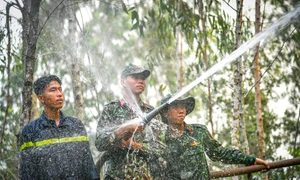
xmin=121 ymin=63 xmax=150 ymax=79
xmin=160 ymin=94 xmax=195 ymax=123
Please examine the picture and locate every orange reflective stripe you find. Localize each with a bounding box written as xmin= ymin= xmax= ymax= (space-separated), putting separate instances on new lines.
xmin=20 ymin=136 xmax=88 ymax=151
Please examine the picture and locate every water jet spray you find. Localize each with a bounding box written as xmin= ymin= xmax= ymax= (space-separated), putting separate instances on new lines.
xmin=141 ymin=6 xmax=300 ymax=125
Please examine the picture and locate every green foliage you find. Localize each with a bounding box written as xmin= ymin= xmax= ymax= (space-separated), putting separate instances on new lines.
xmin=0 ymin=8 xmax=24 ymax=176
xmin=1 ymin=0 xmax=300 ymax=179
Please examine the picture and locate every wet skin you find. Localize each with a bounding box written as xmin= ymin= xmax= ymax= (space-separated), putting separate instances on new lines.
xmin=122 ymin=74 xmax=146 ymax=96
xmin=37 ymin=81 xmax=64 ymax=125
xmin=115 ymin=74 xmax=147 ymax=148
xmin=166 ymin=104 xmax=187 ymax=126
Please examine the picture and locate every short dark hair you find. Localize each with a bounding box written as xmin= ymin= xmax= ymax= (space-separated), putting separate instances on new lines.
xmin=33 ymin=75 xmax=62 ymax=95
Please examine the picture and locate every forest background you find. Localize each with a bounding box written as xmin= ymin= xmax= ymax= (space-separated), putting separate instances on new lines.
xmin=0 ymin=0 xmax=299 ymax=179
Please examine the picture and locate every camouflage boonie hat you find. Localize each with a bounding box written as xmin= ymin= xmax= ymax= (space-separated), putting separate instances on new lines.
xmin=121 ymin=63 xmax=150 ymax=79
xmin=160 ymin=94 xmax=195 ymax=123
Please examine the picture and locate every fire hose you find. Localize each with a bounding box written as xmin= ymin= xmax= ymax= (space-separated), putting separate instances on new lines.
xmin=210 ymin=157 xmax=300 ymax=178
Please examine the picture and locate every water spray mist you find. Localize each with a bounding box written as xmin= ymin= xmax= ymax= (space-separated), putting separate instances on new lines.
xmin=141 ymin=6 xmax=300 ymax=126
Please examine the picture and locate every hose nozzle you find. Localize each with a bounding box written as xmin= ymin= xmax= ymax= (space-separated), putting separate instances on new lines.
xmin=141 ymin=102 xmax=169 ymax=126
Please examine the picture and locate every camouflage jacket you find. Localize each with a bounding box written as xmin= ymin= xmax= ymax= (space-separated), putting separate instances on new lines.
xmin=95 ymin=98 xmax=166 ymax=180
xmin=163 ymin=123 xmax=256 ymax=180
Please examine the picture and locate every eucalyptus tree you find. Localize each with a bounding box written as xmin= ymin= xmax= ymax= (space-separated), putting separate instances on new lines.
xmin=0 ymin=24 xmax=23 ymax=180
xmin=36 ymin=0 xmax=163 ymax=123
xmin=125 ymin=1 xmax=256 ymax=176
xmin=35 ymin=1 xmax=75 ymax=118
xmin=36 ymin=0 xmax=95 ymax=123
xmin=266 ymin=0 xmax=300 ymax=156
xmin=125 ymin=1 xmax=300 ymax=178
xmin=232 ymin=0 xmax=250 ymax=156
xmin=0 ymin=0 xmax=42 ymax=178
xmin=126 ymin=0 xmax=253 ymax=140
xmin=17 ymin=0 xmax=42 ymax=137
xmin=198 ymin=0 xmax=214 ymax=136
xmin=76 ymin=1 xmax=157 ymax=120
xmin=253 ymin=0 xmax=267 ymax=168
xmin=0 ymin=2 xmax=13 ymax=160
xmin=263 ymin=0 xmax=300 ymax=178
xmin=221 ymin=0 xmax=300 ymax=178
xmin=0 ymin=3 xmax=24 ymax=178
xmin=229 ymin=0 xmax=251 ymax=179
xmin=0 ymin=0 xmax=298 ymax=179
xmin=64 ymin=0 xmax=84 ymax=121
xmin=126 ymin=1 xmax=221 ymax=124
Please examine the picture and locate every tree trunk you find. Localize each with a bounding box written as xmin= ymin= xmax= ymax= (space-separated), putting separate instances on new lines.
xmin=0 ymin=3 xmax=13 ymax=159
xmin=199 ymin=0 xmax=214 ymax=137
xmin=18 ymin=0 xmax=42 ymax=139
xmin=65 ymin=0 xmax=84 ymax=121
xmin=235 ymin=0 xmax=249 ymax=155
xmin=176 ymin=0 xmax=183 ymax=90
xmin=232 ymin=0 xmax=243 ymax=150
xmin=18 ymin=0 xmax=42 ymax=178
xmin=254 ymin=0 xmax=267 ymax=179
xmin=233 ymin=0 xmax=249 ymax=179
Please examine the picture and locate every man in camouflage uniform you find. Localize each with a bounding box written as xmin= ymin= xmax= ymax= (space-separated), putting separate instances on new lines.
xmin=160 ymin=94 xmax=269 ymax=179
xmin=95 ymin=64 xmax=166 ymax=180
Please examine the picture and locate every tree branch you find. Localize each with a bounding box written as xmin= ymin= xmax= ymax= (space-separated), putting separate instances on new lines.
xmin=222 ymin=0 xmax=237 ymax=12
xmin=37 ymin=0 xmax=65 ymax=39
xmin=244 ymin=27 xmax=297 ymax=98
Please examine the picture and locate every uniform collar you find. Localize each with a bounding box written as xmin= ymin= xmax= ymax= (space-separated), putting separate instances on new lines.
xmin=120 ymin=96 xmax=143 ymax=107
xmin=166 ymin=122 xmax=191 ymax=138
xmin=40 ymin=111 xmax=66 ymax=127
